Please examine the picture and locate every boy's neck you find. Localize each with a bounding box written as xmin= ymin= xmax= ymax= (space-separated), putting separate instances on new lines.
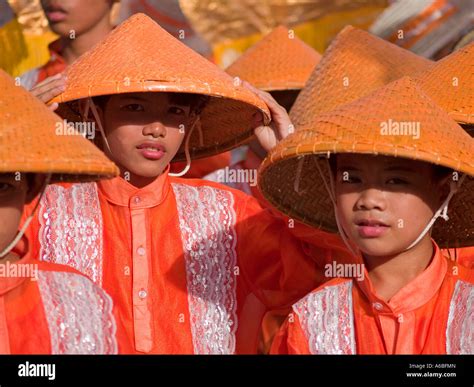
xmin=363 ymin=236 xmax=435 ymax=302
xmin=121 ymin=170 xmax=163 ymax=189
xmin=60 ymin=18 xmax=113 ymax=65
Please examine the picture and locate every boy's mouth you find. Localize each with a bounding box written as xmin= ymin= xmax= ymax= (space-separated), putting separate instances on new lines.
xmin=136 ymin=142 xmax=166 ymax=161
xmin=45 ymin=6 xmax=68 ymax=23
xmin=354 ymin=218 xmax=389 ymax=238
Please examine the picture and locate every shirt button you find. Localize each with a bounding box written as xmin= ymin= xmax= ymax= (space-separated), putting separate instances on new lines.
xmin=137 ymin=246 xmax=146 ymax=256
xmin=373 ymin=302 xmax=383 ymax=311
xmin=138 ymin=289 xmax=147 ymax=299
xmin=134 ymin=196 xmax=141 ymax=204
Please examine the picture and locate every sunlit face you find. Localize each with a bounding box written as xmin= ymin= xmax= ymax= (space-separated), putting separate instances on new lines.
xmin=334 ymin=154 xmax=448 ymax=258
xmin=98 ymin=92 xmax=196 ymax=184
xmin=41 ymin=0 xmax=113 ymax=37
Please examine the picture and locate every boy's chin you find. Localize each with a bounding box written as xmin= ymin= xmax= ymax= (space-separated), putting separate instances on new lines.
xmin=127 ymin=161 xmax=169 ymax=179
xmin=353 ymin=237 xmax=406 ymax=258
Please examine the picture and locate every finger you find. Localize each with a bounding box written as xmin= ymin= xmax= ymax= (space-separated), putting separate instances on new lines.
xmin=31 ymin=79 xmax=66 ymax=101
xmin=33 ymin=73 xmax=64 ymax=89
xmin=273 ymin=117 xmax=293 ymax=140
xmin=30 ymin=74 xmax=66 ymax=97
xmin=254 ymin=125 xmax=278 ymax=152
xmin=242 ymin=81 xmax=284 ymax=113
xmin=36 ymin=83 xmax=66 ymax=104
xmin=243 ymin=81 xmax=293 ymax=140
xmin=252 ymin=111 xmax=264 ymax=127
xmin=48 ymin=102 xmax=59 ymax=112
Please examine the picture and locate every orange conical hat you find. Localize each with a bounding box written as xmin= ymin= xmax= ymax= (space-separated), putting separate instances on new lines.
xmin=226 ymin=25 xmax=321 ymax=91
xmin=50 ymin=13 xmax=271 ymax=161
xmin=415 ymin=42 xmax=474 ymax=125
xmin=290 ymin=25 xmax=434 ymax=126
xmin=260 ymin=77 xmax=474 ymax=248
xmin=0 ymin=69 xmax=118 ymax=181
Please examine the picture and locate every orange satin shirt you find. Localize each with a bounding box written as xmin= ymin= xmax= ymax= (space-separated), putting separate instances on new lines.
xmin=0 ymin=248 xmax=118 ymax=354
xmin=271 ymin=242 xmax=474 ymax=354
xmin=23 ymin=168 xmax=352 ymax=354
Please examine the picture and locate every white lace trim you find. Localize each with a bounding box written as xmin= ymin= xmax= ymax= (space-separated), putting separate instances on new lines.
xmin=39 ymin=183 xmax=104 ymax=286
xmin=172 ymin=183 xmax=238 ymax=354
xmin=293 ymin=281 xmax=356 ymax=354
xmin=446 ymin=280 xmax=474 ymax=354
xmin=38 ymin=270 xmax=117 ymax=354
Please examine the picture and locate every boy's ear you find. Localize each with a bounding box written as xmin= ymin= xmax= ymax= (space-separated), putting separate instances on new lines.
xmin=25 ymin=174 xmax=47 ymax=204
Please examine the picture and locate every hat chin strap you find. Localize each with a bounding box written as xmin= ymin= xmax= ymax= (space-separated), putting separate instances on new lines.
xmin=312 ymin=156 xmax=465 ymax=258
xmin=168 ymin=118 xmax=198 ymax=177
xmin=84 ymin=98 xmax=113 ymax=156
xmin=404 ymin=175 xmax=465 ymax=251
xmin=0 ymin=173 xmax=52 ymax=259
xmin=313 ymin=157 xmax=361 ymax=258
xmin=84 ymin=97 xmax=197 ymax=178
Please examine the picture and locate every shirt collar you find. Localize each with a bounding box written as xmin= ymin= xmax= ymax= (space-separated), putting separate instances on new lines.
xmin=98 ymin=165 xmax=171 ymax=208
xmin=357 ymin=240 xmax=447 ymax=314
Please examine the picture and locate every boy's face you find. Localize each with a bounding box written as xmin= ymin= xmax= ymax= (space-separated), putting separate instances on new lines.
xmin=0 ymin=174 xmax=43 ymax=256
xmin=99 ymin=92 xmax=195 ymax=181
xmin=41 ymin=0 xmax=112 ymax=36
xmin=334 ymin=154 xmax=448 ymax=258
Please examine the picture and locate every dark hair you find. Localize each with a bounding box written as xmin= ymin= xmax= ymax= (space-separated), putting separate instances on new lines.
xmin=93 ymin=92 xmax=209 ymax=114
xmin=327 ymin=154 xmax=453 ymax=181
xmin=432 ymin=165 xmax=453 ymax=180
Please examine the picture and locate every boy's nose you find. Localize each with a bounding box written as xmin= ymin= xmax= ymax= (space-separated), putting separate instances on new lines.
xmin=355 ymin=188 xmax=387 ymax=211
xmin=142 ymin=122 xmax=167 ymax=138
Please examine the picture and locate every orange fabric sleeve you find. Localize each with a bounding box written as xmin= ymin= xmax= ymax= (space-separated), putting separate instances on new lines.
xmin=270 ymin=313 xmax=311 ymax=354
xmin=235 ymin=193 xmax=352 ymax=311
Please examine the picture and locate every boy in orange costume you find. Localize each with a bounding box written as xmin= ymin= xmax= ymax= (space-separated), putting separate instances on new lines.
xmin=0 ymin=69 xmax=121 ymax=354
xmin=24 ymin=0 xmax=228 ymax=178
xmin=23 ymin=14 xmax=352 ymax=354
xmin=260 ymin=77 xmax=474 ymax=354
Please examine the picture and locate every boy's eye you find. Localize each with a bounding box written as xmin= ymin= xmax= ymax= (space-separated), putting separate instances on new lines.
xmin=122 ymin=104 xmax=144 ymax=112
xmin=168 ymin=106 xmax=186 ymax=115
xmin=340 ymin=174 xmax=361 ymax=184
xmin=0 ymin=182 xmax=14 ymax=193
xmin=386 ymin=178 xmax=408 ymax=184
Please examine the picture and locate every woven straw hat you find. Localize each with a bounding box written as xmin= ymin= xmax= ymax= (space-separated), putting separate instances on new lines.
xmin=415 ymin=42 xmax=474 ymax=125
xmin=50 ymin=13 xmax=270 ymax=161
xmin=290 ymin=25 xmax=434 ymax=126
xmin=0 ymin=69 xmax=118 ymax=182
xmin=226 ymin=26 xmax=321 ymax=91
xmin=259 ymin=77 xmax=474 ymax=248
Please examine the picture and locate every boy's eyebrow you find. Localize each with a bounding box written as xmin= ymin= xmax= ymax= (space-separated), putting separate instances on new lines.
xmin=119 ymin=94 xmax=189 ymax=107
xmin=336 ymin=165 xmax=360 ymax=172
xmin=119 ymin=95 xmax=149 ymax=102
xmin=383 ymin=165 xmax=417 ymax=173
xmin=336 ymin=164 xmax=417 ymax=173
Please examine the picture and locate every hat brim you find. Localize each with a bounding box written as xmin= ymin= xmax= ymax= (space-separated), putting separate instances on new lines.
xmin=52 ymin=82 xmax=269 ymax=162
xmin=259 ymin=150 xmax=474 ymax=248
